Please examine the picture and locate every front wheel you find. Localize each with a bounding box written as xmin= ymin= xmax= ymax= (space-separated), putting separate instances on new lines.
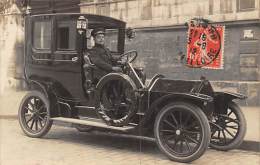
xmin=210 ymin=101 xmax=246 ymax=151
xmin=154 ymin=102 xmax=210 ymax=163
xmin=18 ymin=91 xmax=53 ymax=138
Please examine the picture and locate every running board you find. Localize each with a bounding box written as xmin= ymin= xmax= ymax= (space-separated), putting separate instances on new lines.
xmin=51 ymin=117 xmax=135 ymax=132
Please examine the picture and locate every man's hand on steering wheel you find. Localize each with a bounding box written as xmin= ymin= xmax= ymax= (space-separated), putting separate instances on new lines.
xmin=119 ymin=50 xmax=138 ymax=63
xmin=117 ymin=58 xmax=127 ymax=65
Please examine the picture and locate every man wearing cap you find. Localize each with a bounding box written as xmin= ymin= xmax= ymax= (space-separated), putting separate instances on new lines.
xmin=88 ymin=28 xmax=123 ymax=81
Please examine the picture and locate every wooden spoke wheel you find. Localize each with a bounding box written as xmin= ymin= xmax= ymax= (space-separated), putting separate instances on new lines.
xmin=154 ymin=102 xmax=210 ymax=163
xmin=18 ymin=91 xmax=53 ymax=138
xmin=210 ymin=101 xmax=246 ymax=151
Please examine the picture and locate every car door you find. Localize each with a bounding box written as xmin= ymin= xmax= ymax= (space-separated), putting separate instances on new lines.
xmin=29 ymin=15 xmax=85 ymax=102
xmin=51 ymin=15 xmax=85 ymax=101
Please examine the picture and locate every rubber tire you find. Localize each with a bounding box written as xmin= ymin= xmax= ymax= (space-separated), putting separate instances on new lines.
xmin=210 ymin=101 xmax=247 ymax=151
xmin=96 ymin=73 xmax=138 ymax=127
xmin=18 ymin=91 xmax=53 ymax=138
xmin=154 ymin=102 xmax=211 ymax=163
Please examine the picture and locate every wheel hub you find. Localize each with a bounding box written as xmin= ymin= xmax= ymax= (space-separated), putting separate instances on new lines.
xmin=176 ymin=129 xmax=181 ymax=135
xmin=216 ymin=117 xmax=226 ymax=128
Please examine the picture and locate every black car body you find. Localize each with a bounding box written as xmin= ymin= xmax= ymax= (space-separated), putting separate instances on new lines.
xmin=19 ymin=13 xmax=247 ymax=163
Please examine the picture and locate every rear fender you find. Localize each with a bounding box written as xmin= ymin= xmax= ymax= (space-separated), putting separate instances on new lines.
xmin=28 ymin=80 xmax=59 ymax=117
xmin=29 ymin=80 xmax=49 ymax=96
xmin=213 ymin=91 xmax=246 ymax=114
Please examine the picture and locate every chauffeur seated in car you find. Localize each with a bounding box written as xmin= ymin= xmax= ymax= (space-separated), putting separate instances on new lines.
xmin=83 ymin=28 xmax=125 ymax=93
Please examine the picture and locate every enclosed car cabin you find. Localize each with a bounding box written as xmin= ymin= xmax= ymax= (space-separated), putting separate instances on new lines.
xmin=25 ymin=13 xmax=126 ymax=104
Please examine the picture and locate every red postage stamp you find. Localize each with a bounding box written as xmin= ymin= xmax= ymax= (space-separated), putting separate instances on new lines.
xmin=186 ymin=20 xmax=225 ymax=69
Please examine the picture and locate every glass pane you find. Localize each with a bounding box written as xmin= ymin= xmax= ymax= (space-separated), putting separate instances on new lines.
xmin=33 ymin=21 xmax=51 ymax=49
xmin=57 ymin=20 xmax=76 ymax=50
xmin=86 ymin=36 xmax=95 ymax=49
xmin=105 ymin=29 xmax=118 ymax=52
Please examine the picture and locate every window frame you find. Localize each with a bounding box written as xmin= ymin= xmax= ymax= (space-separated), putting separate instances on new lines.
xmin=56 ymin=19 xmax=77 ymax=51
xmin=104 ymin=28 xmax=120 ymax=53
xmin=54 ymin=16 xmax=78 ymax=54
xmin=32 ymin=16 xmax=52 ymax=51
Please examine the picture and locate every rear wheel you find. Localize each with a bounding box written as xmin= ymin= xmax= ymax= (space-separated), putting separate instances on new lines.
xmin=154 ymin=102 xmax=210 ymax=163
xmin=210 ymin=101 xmax=246 ymax=151
xmin=18 ymin=91 xmax=53 ymax=138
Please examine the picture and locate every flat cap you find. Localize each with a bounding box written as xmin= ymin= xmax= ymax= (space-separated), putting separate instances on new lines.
xmin=91 ymin=28 xmax=105 ymax=36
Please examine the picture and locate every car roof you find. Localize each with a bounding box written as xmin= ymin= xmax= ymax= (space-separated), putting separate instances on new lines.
xmin=30 ymin=13 xmax=126 ymax=29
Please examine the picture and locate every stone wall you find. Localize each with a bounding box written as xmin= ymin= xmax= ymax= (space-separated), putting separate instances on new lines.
xmin=0 ymin=1 xmax=24 ymax=95
xmin=80 ymin=0 xmax=260 ymax=27
xmin=80 ymin=1 xmax=260 ymax=82
xmin=123 ymin=23 xmax=260 ymax=81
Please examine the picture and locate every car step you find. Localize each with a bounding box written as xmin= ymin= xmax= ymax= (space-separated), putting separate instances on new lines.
xmin=51 ymin=117 xmax=135 ymax=132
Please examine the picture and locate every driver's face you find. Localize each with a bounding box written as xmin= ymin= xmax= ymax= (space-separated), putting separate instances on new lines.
xmin=94 ymin=34 xmax=105 ymax=46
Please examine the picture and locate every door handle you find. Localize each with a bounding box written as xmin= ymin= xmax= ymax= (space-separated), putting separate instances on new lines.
xmin=72 ymin=57 xmax=79 ymax=62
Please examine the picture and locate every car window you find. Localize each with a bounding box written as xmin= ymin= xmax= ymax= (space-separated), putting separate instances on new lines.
xmin=86 ymin=29 xmax=95 ymax=49
xmin=33 ymin=20 xmax=51 ymax=49
xmin=105 ymin=29 xmax=118 ymax=52
xmin=56 ymin=20 xmax=76 ymax=50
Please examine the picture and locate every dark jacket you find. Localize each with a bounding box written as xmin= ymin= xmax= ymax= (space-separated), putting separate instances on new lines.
xmin=88 ymin=44 xmax=119 ymax=80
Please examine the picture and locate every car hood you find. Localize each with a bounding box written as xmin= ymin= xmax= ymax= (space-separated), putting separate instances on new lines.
xmin=148 ymin=78 xmax=214 ymax=96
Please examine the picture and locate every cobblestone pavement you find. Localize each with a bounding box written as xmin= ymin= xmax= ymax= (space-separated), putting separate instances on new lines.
xmin=0 ymin=119 xmax=259 ymax=165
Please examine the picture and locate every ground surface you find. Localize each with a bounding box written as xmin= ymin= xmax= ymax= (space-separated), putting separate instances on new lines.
xmin=0 ymin=119 xmax=259 ymax=165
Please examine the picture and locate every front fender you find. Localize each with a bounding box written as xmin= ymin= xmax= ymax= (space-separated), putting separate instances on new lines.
xmin=140 ymin=92 xmax=213 ymax=128
xmin=148 ymin=92 xmax=213 ymax=112
xmin=214 ymin=91 xmax=247 ymax=100
xmin=158 ymin=93 xmax=214 ymax=103
xmin=213 ymin=91 xmax=247 ymax=114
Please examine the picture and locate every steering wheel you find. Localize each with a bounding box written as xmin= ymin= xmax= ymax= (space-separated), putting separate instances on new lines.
xmin=119 ymin=50 xmax=138 ymax=63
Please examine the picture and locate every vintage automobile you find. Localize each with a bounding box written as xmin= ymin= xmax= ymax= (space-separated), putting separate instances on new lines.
xmin=18 ymin=13 xmax=247 ymax=163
